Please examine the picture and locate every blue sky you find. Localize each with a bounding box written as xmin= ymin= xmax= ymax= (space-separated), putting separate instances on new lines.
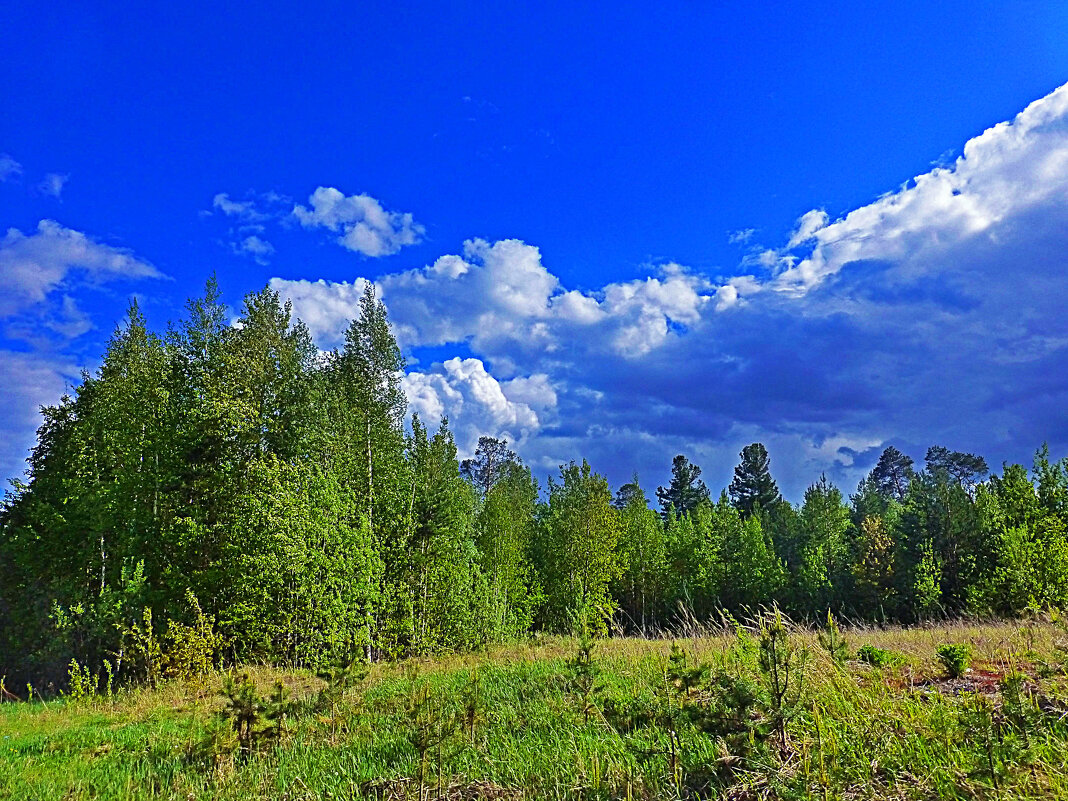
xmin=2 ymin=1 xmax=1068 ymax=500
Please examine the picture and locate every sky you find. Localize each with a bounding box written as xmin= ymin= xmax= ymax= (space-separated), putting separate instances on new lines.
xmin=2 ymin=1 xmax=1068 ymax=501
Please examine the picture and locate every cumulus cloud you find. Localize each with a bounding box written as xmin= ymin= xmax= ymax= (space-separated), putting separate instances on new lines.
xmin=275 ymin=239 xmax=712 ymax=363
xmin=268 ymin=277 xmax=371 ymax=346
xmin=0 ymin=220 xmax=163 ymax=318
xmin=0 ymin=154 xmax=22 ymax=182
xmin=772 ymin=81 xmax=1068 ymax=293
xmin=401 ymin=357 xmax=556 ymax=457
xmin=209 ymin=186 xmax=422 ymax=261
xmin=293 ymin=186 xmax=424 ymax=257
xmin=272 ymin=81 xmax=1068 ymax=499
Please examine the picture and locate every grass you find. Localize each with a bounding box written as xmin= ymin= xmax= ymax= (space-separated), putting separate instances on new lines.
xmin=4 ymin=617 xmax=1068 ymax=799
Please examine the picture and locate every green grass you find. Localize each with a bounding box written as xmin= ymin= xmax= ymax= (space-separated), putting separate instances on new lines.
xmin=5 ymin=619 xmax=1068 ymax=799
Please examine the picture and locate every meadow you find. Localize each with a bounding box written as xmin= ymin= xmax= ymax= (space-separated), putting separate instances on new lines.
xmin=5 ymin=615 xmax=1068 ymax=800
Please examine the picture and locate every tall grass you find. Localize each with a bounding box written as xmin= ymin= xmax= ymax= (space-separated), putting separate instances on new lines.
xmin=4 ymin=617 xmax=1068 ymax=799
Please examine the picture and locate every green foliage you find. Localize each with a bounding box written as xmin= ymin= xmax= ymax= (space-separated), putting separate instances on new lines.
xmin=757 ymin=608 xmax=807 ymax=749
xmin=614 ymin=478 xmax=667 ymax=632
xmin=936 ymin=643 xmax=973 ymax=678
xmin=817 ymin=610 xmax=850 ymax=664
xmin=728 ymin=442 xmax=782 ymax=518
xmin=65 ymin=659 xmax=97 ymax=701
xmin=856 ymin=644 xmax=902 ymax=668
xmin=537 ymin=460 xmax=623 ymax=633
xmin=162 ymin=591 xmax=224 ymax=681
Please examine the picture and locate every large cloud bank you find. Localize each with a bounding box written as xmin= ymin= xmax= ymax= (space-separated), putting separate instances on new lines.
xmin=272 ymin=82 xmax=1068 ymax=498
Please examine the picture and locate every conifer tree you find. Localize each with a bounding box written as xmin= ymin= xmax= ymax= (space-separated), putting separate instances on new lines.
xmin=656 ymin=455 xmax=710 ymax=521
xmin=728 ymin=443 xmax=782 ymax=518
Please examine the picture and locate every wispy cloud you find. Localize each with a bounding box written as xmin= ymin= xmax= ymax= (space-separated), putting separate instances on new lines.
xmin=0 ymin=154 xmax=22 ymax=182
xmin=233 ymin=235 xmax=275 ymax=265
xmin=0 ymin=220 xmax=163 ymax=318
xmin=36 ymin=173 xmax=69 ymax=199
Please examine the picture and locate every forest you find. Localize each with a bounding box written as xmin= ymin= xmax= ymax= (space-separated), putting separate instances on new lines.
xmin=3 ymin=278 xmax=1068 ymax=691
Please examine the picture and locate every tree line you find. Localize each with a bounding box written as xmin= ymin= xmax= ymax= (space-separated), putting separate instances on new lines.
xmin=2 ymin=280 xmax=1067 ymax=688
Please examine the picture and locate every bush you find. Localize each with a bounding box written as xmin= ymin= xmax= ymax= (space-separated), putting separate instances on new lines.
xmin=937 ymin=643 xmax=972 ymax=678
xmin=856 ymin=644 xmax=900 ymax=668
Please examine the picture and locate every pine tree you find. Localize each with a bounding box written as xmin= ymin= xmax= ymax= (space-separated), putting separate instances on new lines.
xmin=656 ymin=455 xmax=710 ymax=521
xmin=728 ymin=443 xmax=782 ymax=518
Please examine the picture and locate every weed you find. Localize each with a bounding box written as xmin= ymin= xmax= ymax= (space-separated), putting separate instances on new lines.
xmin=65 ymin=659 xmax=97 ymax=700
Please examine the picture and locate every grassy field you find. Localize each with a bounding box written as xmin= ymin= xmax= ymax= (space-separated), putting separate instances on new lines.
xmin=5 ymin=616 xmax=1068 ymax=800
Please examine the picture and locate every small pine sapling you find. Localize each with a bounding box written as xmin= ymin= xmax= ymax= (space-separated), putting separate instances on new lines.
xmin=404 ymin=684 xmax=461 ymax=799
xmin=462 ymin=669 xmax=483 ymax=744
xmin=758 ymin=608 xmax=808 ymax=751
xmin=261 ymin=680 xmax=297 ymax=747
xmin=220 ymin=672 xmax=261 ymax=754
xmin=817 ymin=610 xmax=850 ymax=665
xmin=568 ymin=602 xmax=602 ymax=724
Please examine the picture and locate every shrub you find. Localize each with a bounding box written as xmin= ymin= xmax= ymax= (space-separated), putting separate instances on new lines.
xmin=937 ymin=643 xmax=972 ymax=678
xmin=163 ymin=591 xmax=224 ymax=681
xmin=856 ymin=644 xmax=900 ymax=668
xmin=65 ymin=659 xmax=97 ymax=700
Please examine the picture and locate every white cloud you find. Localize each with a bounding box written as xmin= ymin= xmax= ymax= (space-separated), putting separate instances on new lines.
xmin=235 ymin=235 xmax=275 ymax=265
xmin=268 ymin=277 xmax=371 ymax=346
xmin=0 ymin=154 xmax=22 ymax=182
xmin=293 ymin=186 xmax=424 ymax=257
xmin=401 ymin=357 xmax=556 ymax=457
xmin=44 ymin=295 xmax=93 ymax=339
xmin=0 ymin=351 xmax=78 ymax=481
xmin=0 ymin=220 xmax=163 ymax=317
xmin=273 ymin=239 xmax=713 ymax=361
xmin=728 ymin=228 xmax=755 ymax=244
xmin=37 ymin=173 xmax=68 ymax=199
xmin=212 ymin=192 xmax=270 ymax=221
xmin=786 ymin=209 xmax=828 ymax=248
xmin=773 ymin=81 xmax=1068 ymax=293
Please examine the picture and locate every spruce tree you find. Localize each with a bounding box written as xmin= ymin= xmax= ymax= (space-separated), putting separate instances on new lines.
xmin=728 ymin=443 xmax=782 ymax=518
xmin=656 ymin=454 xmax=710 ymax=521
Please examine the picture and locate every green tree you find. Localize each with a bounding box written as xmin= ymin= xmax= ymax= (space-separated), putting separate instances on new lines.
xmin=656 ymin=455 xmax=710 ymax=521
xmin=406 ymin=416 xmax=485 ymax=654
xmin=613 ymin=478 xmax=666 ymax=632
xmin=537 ymin=461 xmax=623 ymax=633
xmin=729 ymin=443 xmax=782 ymax=519
xmin=476 ymin=460 xmax=541 ymax=638
xmin=794 ymin=475 xmax=852 ymax=613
